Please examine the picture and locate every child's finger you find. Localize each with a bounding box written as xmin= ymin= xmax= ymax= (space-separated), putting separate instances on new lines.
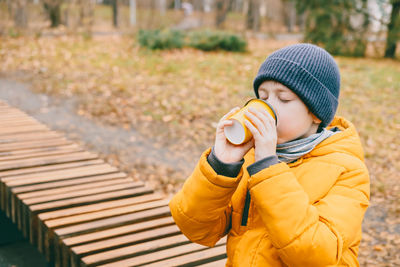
xmin=216 ymin=120 xmax=233 ymax=134
xmin=245 ymin=109 xmax=267 ymax=135
xmin=244 ymin=119 xmax=261 ymax=139
xmin=259 ymin=108 xmax=276 ymax=125
xmin=221 ymin=107 xmax=240 ymax=121
xmin=254 ymin=108 xmax=274 ymax=131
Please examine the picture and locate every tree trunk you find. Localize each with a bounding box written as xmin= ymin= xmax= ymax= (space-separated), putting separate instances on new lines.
xmin=174 ymin=0 xmax=181 ymax=9
xmin=384 ymin=0 xmax=400 ymax=58
xmin=81 ymin=0 xmax=94 ymax=36
xmin=215 ymin=0 xmax=232 ymax=28
xmin=43 ymin=0 xmax=62 ymax=28
xmin=283 ymin=0 xmax=296 ymax=33
xmin=130 ymin=0 xmax=136 ymax=26
xmin=112 ymin=0 xmax=119 ymax=27
xmin=11 ymin=0 xmax=28 ymax=28
xmin=232 ymin=0 xmax=243 ymax=12
xmin=158 ymin=0 xmax=166 ymax=16
xmin=246 ymin=0 xmax=260 ymax=31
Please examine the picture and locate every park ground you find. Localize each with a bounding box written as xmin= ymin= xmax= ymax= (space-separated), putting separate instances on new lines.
xmin=0 ymin=34 xmax=399 ymax=266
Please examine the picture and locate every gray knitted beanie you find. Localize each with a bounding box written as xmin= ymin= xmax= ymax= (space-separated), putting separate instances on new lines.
xmin=253 ymin=43 xmax=340 ymax=127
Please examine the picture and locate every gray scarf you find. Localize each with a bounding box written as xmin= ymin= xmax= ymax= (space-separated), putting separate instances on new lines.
xmin=276 ymin=127 xmax=340 ymax=163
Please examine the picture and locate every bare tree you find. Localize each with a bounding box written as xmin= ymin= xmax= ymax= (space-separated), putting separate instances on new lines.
xmin=158 ymin=0 xmax=167 ymax=16
xmin=43 ymin=0 xmax=63 ymax=28
xmin=80 ymin=0 xmax=94 ymax=35
xmin=384 ymin=0 xmax=400 ymax=58
xmin=9 ymin=0 xmax=28 ymax=28
xmin=175 ymin=0 xmax=181 ymax=9
xmin=215 ymin=0 xmax=233 ymax=28
xmin=246 ymin=0 xmax=260 ymax=31
xmin=232 ymin=0 xmax=243 ymax=12
xmin=112 ymin=0 xmax=119 ymax=27
xmin=282 ymin=0 xmax=296 ymax=33
xmin=130 ymin=0 xmax=137 ymax=26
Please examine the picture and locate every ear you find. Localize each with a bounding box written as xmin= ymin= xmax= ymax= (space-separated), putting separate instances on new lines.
xmin=311 ymin=114 xmax=322 ymax=124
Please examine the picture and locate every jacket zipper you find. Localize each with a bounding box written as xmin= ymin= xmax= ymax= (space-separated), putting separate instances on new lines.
xmin=241 ymin=189 xmax=251 ymax=226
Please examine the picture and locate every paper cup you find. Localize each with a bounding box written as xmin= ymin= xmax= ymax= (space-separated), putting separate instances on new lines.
xmin=224 ymin=99 xmax=277 ymax=145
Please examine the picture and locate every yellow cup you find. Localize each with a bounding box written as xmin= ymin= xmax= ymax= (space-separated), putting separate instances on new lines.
xmin=224 ymin=99 xmax=277 ymax=145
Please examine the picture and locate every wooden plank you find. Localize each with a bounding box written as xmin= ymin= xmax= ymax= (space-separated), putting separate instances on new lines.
xmin=79 ymin=231 xmax=188 ymax=267
xmin=0 ymin=125 xmax=49 ymax=135
xmin=63 ymin=216 xmax=174 ymax=247
xmin=58 ymin=212 xmax=173 ymax=267
xmin=3 ymin=163 xmax=119 ymax=218
xmin=39 ymin=193 xmax=160 ymax=222
xmin=15 ymin=172 xmax=130 ymax=234
xmin=30 ymin=186 xmax=153 ymax=214
xmin=141 ymin=244 xmax=226 ymax=267
xmin=46 ymin=199 xmax=169 ymax=229
xmin=19 ymin=178 xmax=135 ymax=201
xmin=23 ymin=182 xmax=143 ymax=206
xmin=54 ymin=205 xmax=170 ymax=237
xmin=0 ymin=138 xmax=72 ymax=152
xmin=0 ymin=151 xmax=98 ymax=171
xmin=0 ymin=143 xmax=80 ymax=156
xmin=21 ymin=184 xmax=146 ymax=243
xmin=38 ymin=191 xmax=159 ymax=263
xmin=197 ymin=258 xmax=228 ymax=267
xmin=95 ymin=238 xmax=226 ymax=267
xmin=0 ymin=131 xmax=63 ymax=144
xmin=0 ymin=159 xmax=103 ymax=177
xmin=2 ymin=162 xmax=115 ymax=187
xmin=30 ymin=186 xmax=153 ymax=252
xmin=0 ymin=159 xmax=104 ymax=212
xmin=0 ymin=113 xmax=34 ymax=119
xmin=12 ymin=172 xmax=127 ymax=195
xmin=71 ymin=223 xmax=180 ymax=257
xmin=0 ymin=120 xmax=44 ymax=128
xmin=0 ymin=144 xmax=83 ymax=161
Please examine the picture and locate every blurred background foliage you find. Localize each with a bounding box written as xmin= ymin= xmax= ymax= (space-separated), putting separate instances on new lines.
xmin=0 ymin=0 xmax=399 ymax=57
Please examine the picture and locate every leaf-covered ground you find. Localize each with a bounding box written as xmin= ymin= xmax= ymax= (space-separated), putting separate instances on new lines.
xmin=1 ymin=36 xmax=399 ymax=266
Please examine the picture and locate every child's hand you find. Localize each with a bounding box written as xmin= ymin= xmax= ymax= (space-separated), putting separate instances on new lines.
xmin=214 ymin=107 xmax=255 ymax=163
xmin=244 ymin=107 xmax=277 ymax=162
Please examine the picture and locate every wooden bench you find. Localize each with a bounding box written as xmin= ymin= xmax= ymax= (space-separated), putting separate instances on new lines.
xmin=0 ymin=100 xmax=227 ymax=267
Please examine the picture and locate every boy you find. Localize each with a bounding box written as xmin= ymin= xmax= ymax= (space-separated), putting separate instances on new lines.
xmin=169 ymin=43 xmax=370 ymax=266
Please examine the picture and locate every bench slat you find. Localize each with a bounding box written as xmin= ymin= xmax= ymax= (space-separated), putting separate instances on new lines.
xmin=0 ymin=151 xmax=99 ymax=171
xmin=80 ymin=233 xmax=189 ymax=266
xmin=142 ymin=244 xmax=226 ymax=267
xmin=96 ymin=238 xmax=226 ymax=267
xmin=0 ymin=144 xmax=82 ymax=161
xmin=0 ymin=159 xmax=103 ymax=177
xmin=63 ymin=216 xmax=174 ymax=247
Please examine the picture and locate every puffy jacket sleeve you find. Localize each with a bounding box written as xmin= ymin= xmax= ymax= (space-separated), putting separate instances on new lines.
xmin=169 ymin=147 xmax=244 ymax=247
xmin=248 ymin=155 xmax=370 ymax=266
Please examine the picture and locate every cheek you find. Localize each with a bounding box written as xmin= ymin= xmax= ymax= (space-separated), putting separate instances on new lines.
xmin=276 ymin=103 xmax=312 ymax=140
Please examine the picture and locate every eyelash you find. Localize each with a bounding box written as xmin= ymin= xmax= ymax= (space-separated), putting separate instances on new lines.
xmin=261 ymin=97 xmax=291 ymax=103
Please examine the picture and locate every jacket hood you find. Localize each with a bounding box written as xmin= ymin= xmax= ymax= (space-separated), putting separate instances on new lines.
xmin=309 ymin=116 xmax=365 ymax=162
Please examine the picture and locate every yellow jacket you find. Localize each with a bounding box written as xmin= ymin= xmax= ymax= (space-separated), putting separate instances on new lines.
xmin=169 ymin=117 xmax=370 ymax=266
